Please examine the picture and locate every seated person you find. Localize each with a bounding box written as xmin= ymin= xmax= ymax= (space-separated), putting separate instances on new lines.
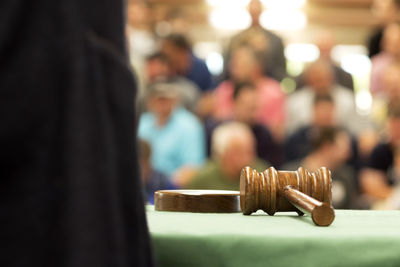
xmin=295 ymin=30 xmax=354 ymax=91
xmin=285 ymin=94 xmax=361 ymax=175
xmin=185 ymin=122 xmax=269 ymax=191
xmin=286 ymin=59 xmax=369 ymax=137
xmin=283 ymin=127 xmax=356 ymax=209
xmin=144 ymin=52 xmax=200 ymax=112
xmin=370 ymin=62 xmax=400 ymax=128
xmin=160 ymin=33 xmax=213 ymax=92
xmin=360 ymin=105 xmax=400 ymax=208
xmin=370 ymin=22 xmax=400 ymax=96
xmin=139 ymin=139 xmax=175 ymax=204
xmin=214 ymin=44 xmax=285 ymax=141
xmin=206 ymin=82 xmax=283 ymax=167
xmin=138 ymin=81 xmax=206 ymax=179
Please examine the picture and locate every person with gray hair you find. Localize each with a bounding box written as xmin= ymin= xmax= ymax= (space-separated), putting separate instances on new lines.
xmin=185 ymin=122 xmax=269 ymax=190
xmin=138 ymin=80 xmax=206 ymax=180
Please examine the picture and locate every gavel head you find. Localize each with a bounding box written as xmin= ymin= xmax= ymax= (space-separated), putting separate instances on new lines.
xmin=240 ymin=166 xmax=332 ymax=215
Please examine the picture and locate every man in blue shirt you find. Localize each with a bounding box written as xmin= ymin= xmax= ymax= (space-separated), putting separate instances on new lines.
xmin=161 ymin=34 xmax=213 ymax=92
xmin=138 ymin=81 xmax=206 ymax=179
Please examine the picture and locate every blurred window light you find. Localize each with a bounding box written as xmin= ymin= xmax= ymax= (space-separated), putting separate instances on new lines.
xmin=340 ymin=54 xmax=371 ymax=76
xmin=207 ymin=0 xmax=251 ymax=8
xmin=193 ymin=42 xmax=222 ymax=59
xmin=260 ymin=10 xmax=307 ymax=31
xmin=286 ymin=61 xmax=305 ymax=77
xmin=209 ymin=8 xmax=251 ymax=30
xmin=206 ymin=52 xmax=224 ymax=76
xmin=356 ymin=91 xmax=372 ymax=116
xmin=332 ymin=45 xmax=368 ymax=63
xmin=261 ymin=0 xmax=306 ymax=9
xmin=285 ymin=43 xmax=319 ymax=62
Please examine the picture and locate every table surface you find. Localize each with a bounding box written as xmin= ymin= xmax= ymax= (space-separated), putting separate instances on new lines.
xmin=146 ymin=206 xmax=400 ymax=267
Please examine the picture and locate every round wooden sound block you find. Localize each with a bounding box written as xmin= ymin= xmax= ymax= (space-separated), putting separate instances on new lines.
xmin=154 ymin=190 xmax=241 ymax=213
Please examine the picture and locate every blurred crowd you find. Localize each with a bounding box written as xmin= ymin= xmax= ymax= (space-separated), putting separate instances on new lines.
xmin=128 ymin=0 xmax=400 ymax=210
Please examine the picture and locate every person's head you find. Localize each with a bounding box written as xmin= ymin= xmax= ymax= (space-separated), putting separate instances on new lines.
xmin=146 ymin=81 xmax=179 ymax=121
xmin=310 ymin=127 xmax=351 ymax=166
xmin=372 ymin=0 xmax=400 ymax=25
xmin=312 ymin=93 xmax=336 ymax=127
xmin=383 ymin=62 xmax=400 ymax=102
xmin=248 ymin=0 xmax=264 ymax=26
xmin=314 ymin=31 xmax=336 ymax=60
xmin=233 ymin=82 xmax=259 ymax=125
xmin=165 ymin=7 xmax=189 ymax=34
xmin=145 ymin=52 xmax=170 ymax=82
xmin=304 ymin=60 xmax=334 ymax=94
xmin=127 ymin=0 xmax=152 ymax=28
xmin=387 ymin=105 xmax=400 ymax=144
xmin=161 ymin=34 xmax=192 ymax=74
xmin=382 ymin=22 xmax=400 ymax=58
xmin=229 ymin=45 xmax=263 ymax=83
xmin=212 ymin=122 xmax=256 ymax=177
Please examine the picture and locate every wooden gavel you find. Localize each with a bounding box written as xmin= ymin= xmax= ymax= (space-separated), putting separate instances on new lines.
xmin=240 ymin=166 xmax=335 ymax=226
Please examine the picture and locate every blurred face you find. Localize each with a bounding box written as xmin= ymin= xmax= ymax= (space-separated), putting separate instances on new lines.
xmin=305 ymin=65 xmax=334 ymax=93
xmin=127 ymin=2 xmax=150 ymax=27
xmin=161 ymin=41 xmax=185 ymax=74
xmin=147 ymin=95 xmax=176 ymax=119
xmin=248 ymin=0 xmax=263 ymax=25
xmin=382 ymin=23 xmax=400 ymax=57
xmin=313 ymin=101 xmax=335 ymax=127
xmin=222 ymin=136 xmax=256 ymax=177
xmin=372 ymin=0 xmax=399 ymax=24
xmin=230 ymin=47 xmax=259 ymax=82
xmin=315 ymin=32 xmax=335 ymax=59
xmin=146 ymin=59 xmax=170 ymax=82
xmin=234 ymin=88 xmax=259 ymax=124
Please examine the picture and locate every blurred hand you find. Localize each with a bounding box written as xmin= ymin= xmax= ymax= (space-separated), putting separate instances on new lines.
xmin=360 ymin=168 xmax=392 ymax=200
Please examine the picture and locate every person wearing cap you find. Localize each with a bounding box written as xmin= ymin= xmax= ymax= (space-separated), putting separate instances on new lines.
xmin=138 ymin=81 xmax=206 ymax=181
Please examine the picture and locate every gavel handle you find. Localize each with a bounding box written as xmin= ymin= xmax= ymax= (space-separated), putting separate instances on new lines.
xmin=283 ymin=186 xmax=335 ymax=226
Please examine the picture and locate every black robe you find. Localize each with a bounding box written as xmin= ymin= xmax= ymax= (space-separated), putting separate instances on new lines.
xmin=0 ymin=0 xmax=153 ymax=266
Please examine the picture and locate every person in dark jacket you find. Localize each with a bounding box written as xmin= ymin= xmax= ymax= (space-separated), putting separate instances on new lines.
xmin=0 ymin=1 xmax=153 ymax=266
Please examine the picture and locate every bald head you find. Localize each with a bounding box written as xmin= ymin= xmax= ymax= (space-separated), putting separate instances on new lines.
xmin=315 ymin=31 xmax=336 ymax=60
xmin=248 ymin=0 xmax=263 ymax=26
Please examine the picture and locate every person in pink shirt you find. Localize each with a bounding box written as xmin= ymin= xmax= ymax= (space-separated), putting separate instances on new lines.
xmin=371 ymin=22 xmax=400 ymax=96
xmin=214 ymin=45 xmax=285 ymax=140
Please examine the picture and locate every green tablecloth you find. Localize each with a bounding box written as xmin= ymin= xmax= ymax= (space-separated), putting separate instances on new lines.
xmin=146 ymin=206 xmax=400 ymax=267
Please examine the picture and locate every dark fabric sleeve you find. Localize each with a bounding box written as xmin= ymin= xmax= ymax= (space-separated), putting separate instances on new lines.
xmin=266 ymin=32 xmax=287 ymax=82
xmin=253 ymin=125 xmax=283 ymax=168
xmin=284 ymin=127 xmax=311 ymax=163
xmin=334 ymin=65 xmax=354 ymax=91
xmin=367 ymin=143 xmax=393 ymax=172
xmin=0 ymin=1 xmax=153 ymax=267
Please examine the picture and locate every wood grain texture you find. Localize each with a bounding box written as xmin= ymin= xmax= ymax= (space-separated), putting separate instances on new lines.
xmin=240 ymin=166 xmax=335 ymax=226
xmin=155 ymin=190 xmax=241 ymax=213
xmin=283 ymin=186 xmax=335 ymax=226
